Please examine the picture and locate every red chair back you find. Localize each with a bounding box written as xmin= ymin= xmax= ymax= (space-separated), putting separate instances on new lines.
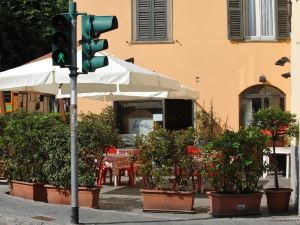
xmin=186 ymin=145 xmax=200 ymax=156
xmin=106 ymin=146 xmax=117 ymax=154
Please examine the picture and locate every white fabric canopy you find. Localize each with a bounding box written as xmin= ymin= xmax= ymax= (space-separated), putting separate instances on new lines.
xmin=0 ymin=50 xmax=181 ymax=95
xmin=57 ymin=85 xmax=199 ymax=101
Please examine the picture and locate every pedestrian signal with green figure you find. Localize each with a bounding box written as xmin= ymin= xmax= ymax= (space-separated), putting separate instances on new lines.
xmin=52 ymin=14 xmax=71 ymax=67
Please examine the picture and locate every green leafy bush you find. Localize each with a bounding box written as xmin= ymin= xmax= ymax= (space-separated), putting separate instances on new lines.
xmin=3 ymin=111 xmax=63 ymax=183
xmin=78 ymin=108 xmax=120 ymax=188
xmin=2 ymin=106 xmax=119 ymax=188
xmin=252 ymin=107 xmax=298 ymax=189
xmin=43 ymin=107 xmax=120 ymax=188
xmin=203 ymin=127 xmax=269 ymax=194
xmin=136 ymin=128 xmax=196 ymax=191
xmin=43 ymin=123 xmax=71 ymax=188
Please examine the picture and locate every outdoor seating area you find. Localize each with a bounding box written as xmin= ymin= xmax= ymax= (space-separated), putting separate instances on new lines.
xmin=97 ymin=146 xmax=204 ymax=192
xmin=97 ymin=147 xmax=140 ymax=187
xmin=0 ymin=105 xmax=298 ymax=216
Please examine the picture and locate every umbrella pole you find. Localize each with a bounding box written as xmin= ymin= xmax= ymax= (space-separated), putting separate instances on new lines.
xmin=69 ymin=1 xmax=79 ymax=224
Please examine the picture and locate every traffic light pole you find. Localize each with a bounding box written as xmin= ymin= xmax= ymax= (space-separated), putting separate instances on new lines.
xmin=51 ymin=3 xmax=117 ymax=223
xmin=69 ymin=1 xmax=79 ymax=224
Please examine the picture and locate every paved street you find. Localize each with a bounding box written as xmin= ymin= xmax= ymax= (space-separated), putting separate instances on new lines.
xmin=0 ymin=176 xmax=299 ymax=225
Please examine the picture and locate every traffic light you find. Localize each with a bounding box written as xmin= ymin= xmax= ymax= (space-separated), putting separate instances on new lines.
xmin=82 ymin=15 xmax=118 ymax=73
xmin=52 ymin=14 xmax=71 ymax=67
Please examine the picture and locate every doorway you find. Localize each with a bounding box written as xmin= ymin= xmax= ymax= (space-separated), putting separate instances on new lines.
xmin=239 ymin=85 xmax=285 ymax=127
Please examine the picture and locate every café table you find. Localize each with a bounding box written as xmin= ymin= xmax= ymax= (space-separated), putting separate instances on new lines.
xmin=103 ymin=150 xmax=140 ymax=186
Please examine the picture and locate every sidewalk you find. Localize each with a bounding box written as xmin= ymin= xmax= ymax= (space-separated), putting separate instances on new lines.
xmin=0 ymin=176 xmax=299 ymax=225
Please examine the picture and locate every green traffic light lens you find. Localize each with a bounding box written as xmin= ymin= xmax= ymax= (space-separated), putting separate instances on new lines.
xmin=52 ymin=50 xmax=68 ymax=66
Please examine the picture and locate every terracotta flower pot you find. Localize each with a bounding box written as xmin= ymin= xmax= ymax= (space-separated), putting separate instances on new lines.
xmin=45 ymin=185 xmax=101 ymax=208
xmin=9 ymin=180 xmax=47 ymax=202
xmin=265 ymin=188 xmax=292 ymax=214
xmin=141 ymin=189 xmax=195 ymax=212
xmin=207 ymin=191 xmax=263 ymax=216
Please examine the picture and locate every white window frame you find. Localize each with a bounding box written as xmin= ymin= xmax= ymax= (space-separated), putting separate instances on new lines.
xmin=244 ymin=0 xmax=276 ymax=41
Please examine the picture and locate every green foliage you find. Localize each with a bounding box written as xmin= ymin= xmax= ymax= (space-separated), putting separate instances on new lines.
xmin=172 ymin=128 xmax=197 ymax=191
xmin=2 ymin=111 xmax=63 ymax=183
xmin=0 ymin=0 xmax=68 ymax=70
xmin=252 ymin=107 xmax=298 ymax=189
xmin=1 ymin=107 xmax=119 ymax=188
xmin=43 ymin=123 xmax=71 ymax=188
xmin=136 ymin=128 xmax=196 ymax=191
xmin=136 ymin=129 xmax=174 ymax=190
xmin=203 ymin=127 xmax=269 ymax=194
xmin=78 ymin=107 xmax=120 ymax=160
xmin=252 ymin=107 xmax=298 ymax=140
xmin=195 ymin=106 xmax=224 ymax=148
xmin=0 ymin=114 xmax=9 ymax=160
xmin=44 ymin=107 xmax=120 ymax=188
xmin=77 ymin=108 xmax=120 ymax=188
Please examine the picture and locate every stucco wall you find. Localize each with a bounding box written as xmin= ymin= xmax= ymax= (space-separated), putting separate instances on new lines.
xmin=76 ymin=0 xmax=291 ymax=130
xmin=290 ymin=0 xmax=300 ymax=208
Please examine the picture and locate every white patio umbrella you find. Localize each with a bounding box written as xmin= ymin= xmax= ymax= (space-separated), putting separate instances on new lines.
xmin=0 ymin=50 xmax=181 ymax=95
xmin=57 ymin=85 xmax=199 ymax=101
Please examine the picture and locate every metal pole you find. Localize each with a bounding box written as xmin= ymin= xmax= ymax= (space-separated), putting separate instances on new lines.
xmin=69 ymin=1 xmax=79 ymax=224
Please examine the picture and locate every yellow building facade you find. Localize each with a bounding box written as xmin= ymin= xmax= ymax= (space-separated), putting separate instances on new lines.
xmin=74 ymin=0 xmax=291 ymax=130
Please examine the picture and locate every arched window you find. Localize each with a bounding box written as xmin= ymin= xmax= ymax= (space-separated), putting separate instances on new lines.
xmin=239 ymin=85 xmax=285 ymax=127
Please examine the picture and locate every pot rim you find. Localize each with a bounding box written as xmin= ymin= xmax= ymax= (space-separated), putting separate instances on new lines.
xmin=207 ymin=191 xmax=264 ymax=196
xmin=264 ymin=188 xmax=293 ymax=192
xmin=140 ymin=188 xmax=196 ymax=194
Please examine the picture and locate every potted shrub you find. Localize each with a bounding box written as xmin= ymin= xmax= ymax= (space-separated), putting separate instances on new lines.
xmin=136 ymin=128 xmax=197 ymax=212
xmin=204 ymin=127 xmax=269 ymax=216
xmin=252 ymin=107 xmax=298 ymax=213
xmin=44 ymin=108 xmax=120 ymax=208
xmin=2 ymin=111 xmax=63 ymax=202
xmin=0 ymin=114 xmax=9 ymax=179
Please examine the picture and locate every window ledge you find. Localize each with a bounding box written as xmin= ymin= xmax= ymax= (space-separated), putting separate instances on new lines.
xmin=243 ymin=37 xmax=278 ymax=42
xmin=231 ymin=38 xmax=290 ymax=43
xmin=130 ymin=40 xmax=175 ymax=44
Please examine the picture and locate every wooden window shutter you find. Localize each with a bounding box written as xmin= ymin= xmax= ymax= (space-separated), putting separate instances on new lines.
xmin=153 ymin=0 xmax=167 ymax=40
xmin=227 ymin=0 xmax=243 ymax=40
xmin=276 ymin=0 xmax=290 ymax=39
xmin=137 ymin=0 xmax=151 ymax=40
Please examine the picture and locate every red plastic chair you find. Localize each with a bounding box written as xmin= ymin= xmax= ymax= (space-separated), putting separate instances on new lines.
xmin=97 ymin=146 xmax=136 ymax=186
xmin=116 ymin=157 xmax=134 ymax=186
xmin=187 ymin=146 xmax=203 ymax=193
xmin=97 ymin=146 xmax=116 ymax=186
xmin=118 ymin=149 xmax=143 ymax=186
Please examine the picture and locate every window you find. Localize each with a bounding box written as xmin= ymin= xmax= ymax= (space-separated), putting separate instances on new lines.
xmin=114 ymin=100 xmax=163 ymax=134
xmin=228 ymin=0 xmax=290 ymax=40
xmin=133 ymin=0 xmax=172 ymax=42
xmin=239 ymin=85 xmax=285 ymax=127
xmin=245 ymin=0 xmax=275 ymax=39
xmin=3 ymin=91 xmax=11 ymax=103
